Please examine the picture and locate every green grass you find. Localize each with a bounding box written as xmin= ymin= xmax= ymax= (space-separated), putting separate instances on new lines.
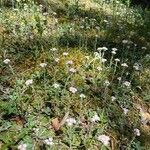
xmin=0 ymin=0 xmax=150 ymax=149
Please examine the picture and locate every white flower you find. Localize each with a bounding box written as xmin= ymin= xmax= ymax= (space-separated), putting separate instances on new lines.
xmin=123 ymin=81 xmax=131 ymax=87
xmin=18 ymin=143 xmax=27 ymax=150
xmin=133 ymin=63 xmax=141 ymax=71
xmin=97 ymin=135 xmax=110 ymax=146
xmin=115 ymin=58 xmax=120 ymax=62
xmin=40 ymin=63 xmax=47 ymax=68
xmin=134 ymin=128 xmax=140 ymax=136
xmin=122 ymin=107 xmax=129 ymax=115
xmin=101 ymin=58 xmax=107 ymax=63
xmin=25 ymin=79 xmax=33 ymax=86
xmin=91 ymin=114 xmax=100 ymax=122
xmin=104 ymin=80 xmax=110 ymax=86
xmin=54 ymin=58 xmax=60 ymax=63
xmin=80 ymin=93 xmax=86 ymax=98
xmin=53 ymin=83 xmax=60 ymax=89
xmin=66 ymin=60 xmax=73 ymax=65
xmin=97 ymin=47 xmax=108 ymax=51
xmin=66 ymin=118 xmax=76 ymax=126
xmin=122 ymin=40 xmax=128 ymax=44
xmin=111 ymin=96 xmax=116 ymax=102
xmin=102 ymin=47 xmax=108 ymax=51
xmin=69 ymin=68 xmax=76 ymax=73
xmin=44 ymin=137 xmax=54 ymax=145
xmin=111 ymin=51 xmax=116 ymax=55
xmin=97 ymin=66 xmax=102 ymax=71
xmin=121 ymin=63 xmax=128 ymax=67
xmin=112 ymin=48 xmax=118 ymax=51
xmin=117 ymin=77 xmax=122 ymax=81
xmin=3 ymin=59 xmax=10 ymax=64
xmin=141 ymin=47 xmax=147 ymax=50
xmin=63 ymin=52 xmax=69 ymax=56
xmin=50 ymin=48 xmax=57 ymax=51
xmin=69 ymin=87 xmax=77 ymax=94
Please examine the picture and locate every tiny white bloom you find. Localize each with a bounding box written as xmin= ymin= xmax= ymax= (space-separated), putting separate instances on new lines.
xmin=121 ymin=63 xmax=128 ymax=67
xmin=25 ymin=79 xmax=33 ymax=86
xmin=111 ymin=96 xmax=116 ymax=102
xmin=66 ymin=60 xmax=73 ymax=65
xmin=104 ymin=80 xmax=110 ymax=86
xmin=63 ymin=52 xmax=69 ymax=56
xmin=40 ymin=63 xmax=47 ymax=68
xmin=101 ymin=58 xmax=107 ymax=63
xmin=91 ymin=114 xmax=100 ymax=122
xmin=53 ymin=83 xmax=60 ymax=89
xmin=69 ymin=87 xmax=77 ymax=94
xmin=80 ymin=93 xmax=86 ymax=98
xmin=69 ymin=68 xmax=76 ymax=73
xmin=66 ymin=118 xmax=76 ymax=126
xmin=134 ymin=128 xmax=140 ymax=136
xmin=117 ymin=77 xmax=122 ymax=81
xmin=50 ymin=48 xmax=57 ymax=51
xmin=54 ymin=58 xmax=60 ymax=63
xmin=122 ymin=107 xmax=129 ymax=115
xmin=123 ymin=81 xmax=131 ymax=87
xmin=141 ymin=47 xmax=147 ymax=50
xmin=3 ymin=59 xmax=10 ymax=64
xmin=111 ymin=51 xmax=116 ymax=55
xmin=97 ymin=135 xmax=110 ymax=146
xmin=133 ymin=63 xmax=141 ymax=71
xmin=112 ymin=48 xmax=118 ymax=51
xmin=18 ymin=143 xmax=27 ymax=150
xmin=44 ymin=137 xmax=54 ymax=145
xmin=102 ymin=47 xmax=108 ymax=51
xmin=122 ymin=40 xmax=128 ymax=44
xmin=97 ymin=66 xmax=102 ymax=71
xmin=115 ymin=58 xmax=120 ymax=62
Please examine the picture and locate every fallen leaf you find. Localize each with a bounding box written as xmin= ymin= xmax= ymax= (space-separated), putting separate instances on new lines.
xmin=52 ymin=118 xmax=60 ymax=131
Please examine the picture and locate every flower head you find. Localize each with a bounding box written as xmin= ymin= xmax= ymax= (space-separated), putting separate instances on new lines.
xmin=122 ymin=40 xmax=128 ymax=44
xmin=111 ymin=96 xmax=116 ymax=102
xmin=25 ymin=79 xmax=33 ymax=86
xmin=54 ymin=58 xmax=60 ymax=63
xmin=115 ymin=58 xmax=120 ymax=62
xmin=101 ymin=58 xmax=107 ymax=63
xmin=123 ymin=81 xmax=131 ymax=87
xmin=91 ymin=114 xmax=100 ymax=122
xmin=122 ymin=107 xmax=129 ymax=115
xmin=97 ymin=135 xmax=110 ymax=146
xmin=69 ymin=87 xmax=77 ymax=94
xmin=69 ymin=68 xmax=76 ymax=73
xmin=121 ymin=63 xmax=128 ymax=67
xmin=53 ymin=83 xmax=60 ymax=89
xmin=104 ymin=80 xmax=110 ymax=86
xmin=134 ymin=128 xmax=140 ymax=136
xmin=50 ymin=48 xmax=57 ymax=51
xmin=18 ymin=143 xmax=27 ymax=150
xmin=66 ymin=118 xmax=76 ymax=126
xmin=63 ymin=52 xmax=69 ymax=56
xmin=66 ymin=60 xmax=73 ymax=65
xmin=80 ymin=93 xmax=86 ymax=99
xmin=3 ymin=59 xmax=10 ymax=64
xmin=40 ymin=63 xmax=47 ymax=68
xmin=112 ymin=48 xmax=118 ymax=51
xmin=44 ymin=137 xmax=54 ymax=145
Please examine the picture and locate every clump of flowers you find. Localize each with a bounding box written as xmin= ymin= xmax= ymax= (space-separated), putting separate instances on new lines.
xmin=69 ymin=87 xmax=77 ymax=94
xmin=18 ymin=143 xmax=27 ymax=150
xmin=123 ymin=81 xmax=131 ymax=87
xmin=97 ymin=134 xmax=110 ymax=146
xmin=53 ymin=83 xmax=60 ymax=89
xmin=66 ymin=118 xmax=77 ymax=126
xmin=25 ymin=79 xmax=33 ymax=86
xmin=44 ymin=137 xmax=54 ymax=145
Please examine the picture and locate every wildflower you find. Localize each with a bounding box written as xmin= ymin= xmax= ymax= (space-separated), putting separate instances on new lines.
xmin=122 ymin=107 xmax=129 ymax=115
xmin=101 ymin=58 xmax=107 ymax=63
xmin=50 ymin=48 xmax=57 ymax=51
xmin=40 ymin=63 xmax=47 ymax=68
xmin=122 ymin=40 xmax=128 ymax=44
xmin=141 ymin=47 xmax=147 ymax=50
xmin=133 ymin=63 xmax=141 ymax=71
xmin=134 ymin=128 xmax=140 ymax=136
xmin=91 ymin=114 xmax=100 ymax=122
xmin=111 ymin=96 xmax=116 ymax=102
xmin=97 ymin=66 xmax=102 ymax=71
xmin=104 ymin=20 xmax=108 ymax=23
xmin=3 ymin=59 xmax=10 ymax=64
xmin=117 ymin=77 xmax=122 ymax=81
xmin=102 ymin=47 xmax=108 ymax=51
xmin=54 ymin=58 xmax=60 ymax=63
xmin=18 ymin=143 xmax=27 ymax=150
xmin=25 ymin=79 xmax=33 ymax=86
xmin=66 ymin=60 xmax=73 ymax=65
xmin=115 ymin=58 xmax=120 ymax=62
xmin=66 ymin=118 xmax=76 ymax=126
xmin=97 ymin=135 xmax=110 ymax=146
xmin=69 ymin=68 xmax=76 ymax=73
xmin=112 ymin=48 xmax=118 ymax=51
xmin=111 ymin=51 xmax=116 ymax=55
xmin=80 ymin=93 xmax=86 ymax=99
xmin=69 ymin=87 xmax=77 ymax=94
xmin=121 ymin=63 xmax=128 ymax=67
xmin=63 ymin=52 xmax=69 ymax=56
xmin=123 ymin=81 xmax=131 ymax=87
xmin=53 ymin=83 xmax=60 ymax=89
xmin=104 ymin=80 xmax=110 ymax=86
xmin=44 ymin=137 xmax=54 ymax=146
